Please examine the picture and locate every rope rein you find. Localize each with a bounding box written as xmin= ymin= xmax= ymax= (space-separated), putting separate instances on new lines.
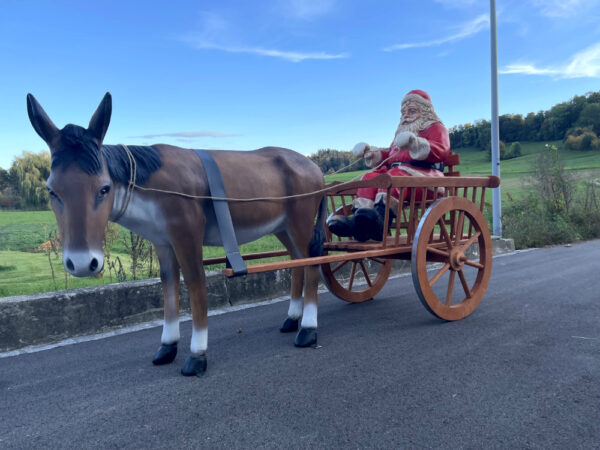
xmin=115 ymin=145 xmax=395 ymax=207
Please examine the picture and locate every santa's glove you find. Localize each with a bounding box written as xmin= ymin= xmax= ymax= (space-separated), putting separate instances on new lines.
xmin=393 ymin=131 xmax=417 ymax=149
xmin=352 ymin=142 xmax=370 ymax=158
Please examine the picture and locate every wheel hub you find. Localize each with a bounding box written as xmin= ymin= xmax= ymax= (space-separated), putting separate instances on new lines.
xmin=449 ymin=247 xmax=466 ymax=270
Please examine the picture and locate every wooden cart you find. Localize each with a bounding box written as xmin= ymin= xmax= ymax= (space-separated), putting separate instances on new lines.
xmin=214 ymin=153 xmax=500 ymax=321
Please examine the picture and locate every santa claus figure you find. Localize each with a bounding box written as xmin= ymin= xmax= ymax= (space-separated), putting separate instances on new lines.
xmin=328 ymin=89 xmax=451 ymax=241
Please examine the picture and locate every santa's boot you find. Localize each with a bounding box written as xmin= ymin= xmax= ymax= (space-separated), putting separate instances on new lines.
xmin=327 ymin=197 xmax=372 ymax=242
xmin=354 ymin=193 xmax=397 ymax=241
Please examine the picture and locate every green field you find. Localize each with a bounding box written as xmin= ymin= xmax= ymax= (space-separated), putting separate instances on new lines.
xmin=2 ymin=140 xmax=599 ymax=297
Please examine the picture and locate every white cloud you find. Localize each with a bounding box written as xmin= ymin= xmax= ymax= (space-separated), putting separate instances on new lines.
xmin=500 ymin=42 xmax=600 ymax=78
xmin=530 ymin=0 xmax=599 ymax=18
xmin=383 ymin=14 xmax=489 ymax=51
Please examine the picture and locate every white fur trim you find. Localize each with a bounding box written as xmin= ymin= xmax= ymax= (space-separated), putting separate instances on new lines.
xmin=352 ymin=142 xmax=369 ymax=157
xmin=353 ymin=197 xmax=374 ymax=210
xmin=402 ymin=93 xmax=431 ymax=108
xmin=409 ymin=137 xmax=431 ymax=160
xmin=394 ymin=131 xmax=416 ymax=149
xmin=365 ymin=149 xmax=382 ymax=168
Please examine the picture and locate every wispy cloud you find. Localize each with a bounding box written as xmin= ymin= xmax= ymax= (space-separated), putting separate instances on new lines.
xmin=383 ymin=14 xmax=489 ymax=51
xmin=185 ymin=39 xmax=349 ymax=62
xmin=129 ymin=131 xmax=241 ymax=139
xmin=500 ymin=42 xmax=600 ymax=78
xmin=182 ymin=10 xmax=348 ymax=62
xmin=530 ymin=0 xmax=599 ymax=18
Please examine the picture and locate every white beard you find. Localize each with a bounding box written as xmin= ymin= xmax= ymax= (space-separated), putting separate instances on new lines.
xmin=396 ymin=118 xmax=427 ymax=135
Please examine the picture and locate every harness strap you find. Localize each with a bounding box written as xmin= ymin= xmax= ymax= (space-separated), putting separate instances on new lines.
xmin=194 ymin=150 xmax=247 ymax=277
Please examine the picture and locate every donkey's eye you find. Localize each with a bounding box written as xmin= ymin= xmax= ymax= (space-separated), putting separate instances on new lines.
xmin=47 ymin=188 xmax=58 ymax=199
xmin=98 ymin=185 xmax=111 ymax=197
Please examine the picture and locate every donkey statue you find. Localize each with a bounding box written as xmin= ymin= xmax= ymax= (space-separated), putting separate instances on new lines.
xmin=27 ymin=92 xmax=327 ymax=376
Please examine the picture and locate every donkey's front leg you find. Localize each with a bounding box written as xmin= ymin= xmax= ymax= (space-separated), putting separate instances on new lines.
xmin=152 ymin=245 xmax=181 ymax=365
xmin=295 ymin=265 xmax=320 ymax=347
xmin=173 ymin=238 xmax=209 ymax=377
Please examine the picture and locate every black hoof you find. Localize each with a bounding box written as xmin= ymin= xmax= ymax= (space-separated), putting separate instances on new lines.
xmin=181 ymin=355 xmax=207 ymax=377
xmin=294 ymin=328 xmax=317 ymax=347
xmin=280 ymin=317 xmax=299 ymax=333
xmin=152 ymin=342 xmax=178 ymax=365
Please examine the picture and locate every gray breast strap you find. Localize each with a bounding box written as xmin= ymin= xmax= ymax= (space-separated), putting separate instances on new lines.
xmin=194 ymin=150 xmax=247 ymax=276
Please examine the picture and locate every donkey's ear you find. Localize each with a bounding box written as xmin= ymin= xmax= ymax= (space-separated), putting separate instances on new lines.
xmin=27 ymin=94 xmax=59 ymax=146
xmin=88 ymin=92 xmax=112 ymax=144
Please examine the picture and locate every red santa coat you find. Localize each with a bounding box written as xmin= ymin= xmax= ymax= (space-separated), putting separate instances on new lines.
xmin=357 ymin=122 xmax=451 ymax=202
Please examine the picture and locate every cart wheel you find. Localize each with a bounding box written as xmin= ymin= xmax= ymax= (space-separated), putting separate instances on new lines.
xmin=411 ymin=196 xmax=492 ymax=320
xmin=321 ymin=252 xmax=393 ymax=303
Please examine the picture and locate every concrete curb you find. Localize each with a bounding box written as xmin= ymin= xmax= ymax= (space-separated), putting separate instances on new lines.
xmin=0 ymin=238 xmax=514 ymax=353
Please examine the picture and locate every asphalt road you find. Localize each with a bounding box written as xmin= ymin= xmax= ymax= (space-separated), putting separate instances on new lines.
xmin=1 ymin=240 xmax=599 ymax=449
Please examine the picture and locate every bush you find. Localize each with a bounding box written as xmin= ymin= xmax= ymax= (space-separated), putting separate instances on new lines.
xmin=564 ymin=127 xmax=600 ymax=151
xmin=502 ymin=146 xmax=600 ymax=248
xmin=509 ymin=141 xmax=522 ymax=158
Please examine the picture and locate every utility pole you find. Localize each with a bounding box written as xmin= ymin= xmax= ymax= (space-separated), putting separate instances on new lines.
xmin=490 ymin=0 xmax=502 ymax=236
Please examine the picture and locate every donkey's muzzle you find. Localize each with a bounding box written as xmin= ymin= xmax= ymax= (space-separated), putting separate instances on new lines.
xmin=63 ymin=249 xmax=104 ymax=277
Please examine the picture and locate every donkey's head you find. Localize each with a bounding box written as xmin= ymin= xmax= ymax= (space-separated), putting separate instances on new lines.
xmin=27 ymin=93 xmax=114 ymax=277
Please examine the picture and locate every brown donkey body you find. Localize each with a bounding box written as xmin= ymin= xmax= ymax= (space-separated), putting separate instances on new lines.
xmin=27 ymin=92 xmax=326 ymax=376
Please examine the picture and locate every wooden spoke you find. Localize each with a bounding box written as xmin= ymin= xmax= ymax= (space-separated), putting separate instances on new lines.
xmin=458 ymin=270 xmax=472 ymax=299
xmin=438 ymin=218 xmax=453 ymax=248
xmin=369 ymin=257 xmax=387 ymax=265
xmin=460 ymin=231 xmax=481 ymax=252
xmin=463 ymin=259 xmax=484 ymax=269
xmin=347 ymin=262 xmax=357 ymax=291
xmin=412 ymin=196 xmax=493 ymax=321
xmin=454 ymin=211 xmax=465 ymax=244
xmin=429 ymin=263 xmax=450 ymax=286
xmin=427 ymin=246 xmax=450 ymax=258
xmin=359 ymin=261 xmax=373 ymax=287
xmin=446 ymin=270 xmax=456 ymax=306
xmin=331 ymin=260 xmax=349 ymax=274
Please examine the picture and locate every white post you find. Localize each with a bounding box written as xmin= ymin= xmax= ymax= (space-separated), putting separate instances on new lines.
xmin=490 ymin=0 xmax=502 ymax=236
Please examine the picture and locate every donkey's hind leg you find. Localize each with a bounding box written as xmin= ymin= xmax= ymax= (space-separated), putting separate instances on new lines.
xmin=152 ymin=245 xmax=181 ymax=365
xmin=276 ymin=229 xmax=318 ymax=347
xmin=280 ymin=267 xmax=304 ymax=333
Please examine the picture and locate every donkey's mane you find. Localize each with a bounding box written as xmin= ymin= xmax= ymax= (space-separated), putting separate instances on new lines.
xmin=102 ymin=145 xmax=162 ymax=186
xmin=50 ymin=124 xmax=162 ymax=186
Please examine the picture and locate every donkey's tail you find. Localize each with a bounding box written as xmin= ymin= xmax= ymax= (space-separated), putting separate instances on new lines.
xmin=309 ymin=196 xmax=328 ymax=258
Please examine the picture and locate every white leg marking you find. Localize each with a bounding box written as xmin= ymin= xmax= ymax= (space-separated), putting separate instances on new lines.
xmin=161 ymin=319 xmax=180 ymax=345
xmin=300 ymin=303 xmax=318 ymax=329
xmin=190 ymin=327 xmax=208 ymax=356
xmin=287 ymin=297 xmax=304 ymax=320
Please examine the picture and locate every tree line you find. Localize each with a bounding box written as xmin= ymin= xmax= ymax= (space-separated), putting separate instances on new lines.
xmin=449 ymin=90 xmax=600 ymax=153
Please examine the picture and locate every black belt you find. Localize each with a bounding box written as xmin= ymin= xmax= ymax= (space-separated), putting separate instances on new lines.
xmin=392 ymin=161 xmax=444 ymax=172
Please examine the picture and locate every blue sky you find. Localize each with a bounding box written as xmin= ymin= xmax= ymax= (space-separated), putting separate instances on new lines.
xmin=1 ymin=0 xmax=599 ymax=169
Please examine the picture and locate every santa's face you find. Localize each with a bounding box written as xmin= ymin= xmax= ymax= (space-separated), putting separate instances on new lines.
xmin=401 ymin=101 xmax=421 ymax=124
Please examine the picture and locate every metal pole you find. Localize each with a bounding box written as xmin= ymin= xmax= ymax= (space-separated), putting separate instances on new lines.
xmin=490 ymin=0 xmax=501 ymax=236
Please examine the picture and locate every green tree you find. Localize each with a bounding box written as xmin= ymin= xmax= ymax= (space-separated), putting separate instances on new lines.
xmin=575 ymin=103 xmax=600 ymax=135
xmin=9 ymin=151 xmax=51 ymax=209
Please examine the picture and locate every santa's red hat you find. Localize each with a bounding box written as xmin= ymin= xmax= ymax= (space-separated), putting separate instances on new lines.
xmin=402 ymin=89 xmax=432 ymax=106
